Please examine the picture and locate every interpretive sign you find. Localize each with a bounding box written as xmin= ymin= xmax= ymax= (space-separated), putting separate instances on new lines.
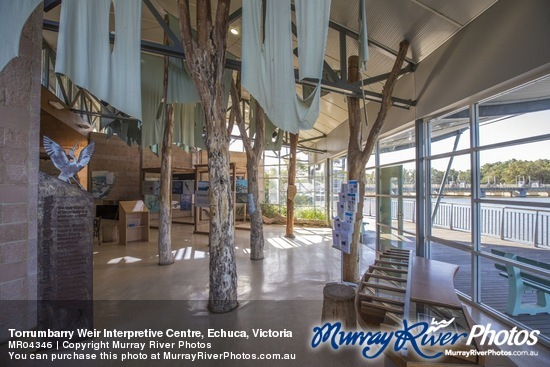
xmin=195 ymin=181 xmax=209 ymax=208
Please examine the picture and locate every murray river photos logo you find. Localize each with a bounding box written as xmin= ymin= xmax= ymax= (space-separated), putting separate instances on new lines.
xmin=310 ymin=318 xmax=540 ymax=360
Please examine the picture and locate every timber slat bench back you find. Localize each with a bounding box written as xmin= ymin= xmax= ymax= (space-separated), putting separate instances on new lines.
xmin=491 ymin=248 xmax=550 ymax=316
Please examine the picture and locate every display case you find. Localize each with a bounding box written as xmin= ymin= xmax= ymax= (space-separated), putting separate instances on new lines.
xmin=119 ymin=200 xmax=150 ymax=245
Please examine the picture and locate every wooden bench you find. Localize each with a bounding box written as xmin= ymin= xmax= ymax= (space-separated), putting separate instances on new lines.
xmin=491 ymin=249 xmax=550 ymax=316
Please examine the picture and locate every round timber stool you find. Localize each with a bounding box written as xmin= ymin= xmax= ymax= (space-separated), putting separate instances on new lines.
xmin=321 ymin=283 xmax=357 ymax=329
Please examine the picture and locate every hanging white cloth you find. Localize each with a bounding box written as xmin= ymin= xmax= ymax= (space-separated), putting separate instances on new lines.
xmin=358 ymin=0 xmax=369 ymax=73
xmin=141 ymin=51 xmax=231 ymax=151
xmin=0 ymin=0 xmax=42 ymax=73
xmin=55 ymin=0 xmax=142 ymax=120
xmin=140 ymin=54 xmax=164 ymax=149
xmin=242 ymin=0 xmax=331 ymax=134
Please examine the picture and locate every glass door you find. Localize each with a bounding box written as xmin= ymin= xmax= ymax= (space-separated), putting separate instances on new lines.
xmin=378 ymin=165 xmax=404 ymax=252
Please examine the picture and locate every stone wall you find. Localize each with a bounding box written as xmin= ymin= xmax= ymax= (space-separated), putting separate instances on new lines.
xmin=0 ymin=8 xmax=42 ymax=342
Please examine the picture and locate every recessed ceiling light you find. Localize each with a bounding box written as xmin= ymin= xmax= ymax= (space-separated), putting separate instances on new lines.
xmin=230 ymin=27 xmax=239 ymax=35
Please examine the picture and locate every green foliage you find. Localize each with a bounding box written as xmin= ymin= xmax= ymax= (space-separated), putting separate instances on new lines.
xmin=294 ymin=194 xmax=313 ymax=206
xmin=296 ymin=208 xmax=327 ymax=221
xmin=480 ymin=159 xmax=550 ymax=185
xmin=260 ymin=203 xmax=286 ymax=218
xmin=429 ymin=159 xmax=550 ymax=186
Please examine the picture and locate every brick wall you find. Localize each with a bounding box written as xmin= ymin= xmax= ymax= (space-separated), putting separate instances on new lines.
xmin=0 ymin=8 xmax=42 ymax=341
xmin=88 ymin=132 xmax=142 ymax=201
xmin=89 ymin=132 xmax=195 ymax=202
xmin=142 ymin=144 xmax=193 ymax=171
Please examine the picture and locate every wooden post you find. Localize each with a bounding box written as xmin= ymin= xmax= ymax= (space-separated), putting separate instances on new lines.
xmin=158 ymin=15 xmax=175 ymax=266
xmin=343 ymin=55 xmax=363 ymax=282
xmin=321 ymin=283 xmax=356 ymax=329
xmin=285 ymin=133 xmax=299 ymax=239
xmin=343 ymin=41 xmax=410 ymax=283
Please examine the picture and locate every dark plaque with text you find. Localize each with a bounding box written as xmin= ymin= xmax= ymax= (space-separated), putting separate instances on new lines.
xmin=38 ymin=172 xmax=94 ymax=340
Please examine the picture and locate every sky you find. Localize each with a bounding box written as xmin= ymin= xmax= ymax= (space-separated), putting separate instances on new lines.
xmin=379 ymin=109 xmax=550 ymax=172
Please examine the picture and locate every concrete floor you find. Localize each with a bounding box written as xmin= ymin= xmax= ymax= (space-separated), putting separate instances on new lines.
xmin=93 ymin=224 xmax=353 ymax=301
xmin=3 ymin=223 xmax=549 ymax=366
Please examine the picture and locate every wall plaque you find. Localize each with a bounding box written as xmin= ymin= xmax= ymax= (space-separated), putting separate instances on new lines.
xmin=38 ymin=172 xmax=94 ymax=341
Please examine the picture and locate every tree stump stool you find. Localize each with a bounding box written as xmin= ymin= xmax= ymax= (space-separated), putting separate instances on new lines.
xmin=321 ymin=283 xmax=356 ymax=329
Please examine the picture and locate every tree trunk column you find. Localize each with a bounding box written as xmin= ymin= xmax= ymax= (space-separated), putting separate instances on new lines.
xmin=158 ymin=21 xmax=175 ymax=266
xmin=177 ymin=0 xmax=238 ymax=314
xmin=206 ymin=116 xmax=238 ymax=313
xmin=343 ymin=55 xmax=362 ymax=282
xmin=285 ymin=133 xmax=299 ymax=239
xmin=158 ymin=103 xmax=175 ymax=265
xmin=247 ymin=157 xmax=264 ymax=260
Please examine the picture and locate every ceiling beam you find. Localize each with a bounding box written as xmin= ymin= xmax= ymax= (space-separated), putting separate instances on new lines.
xmin=407 ymin=0 xmax=462 ymax=28
xmin=289 ymin=20 xmax=412 ymax=107
xmin=142 ymin=0 xmax=182 ymax=51
xmin=44 ymin=0 xmax=61 ymax=12
xmin=228 ymin=7 xmax=242 ymax=24
xmin=328 ymin=20 xmax=416 ymax=67
xmin=352 ymin=64 xmax=415 ymax=87
xmin=298 ymin=77 xmax=413 ymax=109
xmin=339 ymin=30 xmax=348 ymax=82
xmin=42 ymin=17 xmax=413 ymax=108
xmin=298 ymin=134 xmax=326 ymax=144
xmin=447 ymin=98 xmax=550 ymax=119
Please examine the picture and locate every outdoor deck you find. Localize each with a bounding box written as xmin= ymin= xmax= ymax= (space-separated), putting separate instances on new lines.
xmin=362 ymin=223 xmax=550 ymax=339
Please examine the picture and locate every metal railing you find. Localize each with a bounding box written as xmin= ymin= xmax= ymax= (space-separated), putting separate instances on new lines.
xmin=364 ymin=197 xmax=550 ymax=247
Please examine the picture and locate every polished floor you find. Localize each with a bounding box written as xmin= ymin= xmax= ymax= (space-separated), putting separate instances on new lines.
xmin=3 ymin=223 xmax=549 ymax=366
xmin=93 ymin=224 xmax=350 ymax=302
xmin=93 ymin=223 xmax=547 ymax=366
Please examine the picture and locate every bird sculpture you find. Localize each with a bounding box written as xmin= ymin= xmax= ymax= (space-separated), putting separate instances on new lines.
xmin=43 ymin=136 xmax=95 ymax=189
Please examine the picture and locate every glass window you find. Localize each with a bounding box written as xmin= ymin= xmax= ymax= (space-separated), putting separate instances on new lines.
xmin=261 ymin=147 xmax=326 ymax=217
xmin=479 ymin=77 xmax=550 ymax=147
xmin=479 ymin=256 xmax=549 ymax=341
xmin=429 ymin=242 xmax=472 ymax=298
xmin=379 ymin=127 xmax=416 ymax=166
xmin=479 ymin=142 xmax=550 ymax=185
xmin=429 ymin=154 xmax=472 ymax=245
xmin=425 ymin=74 xmax=550 ymax=343
xmin=429 ymin=108 xmax=471 ymax=155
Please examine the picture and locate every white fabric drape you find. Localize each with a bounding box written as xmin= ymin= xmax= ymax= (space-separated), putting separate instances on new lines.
xmin=0 ymin=0 xmax=42 ymax=73
xmin=141 ymin=53 xmax=202 ymax=150
xmin=141 ymin=51 xmax=231 ymax=151
xmin=140 ymin=54 xmax=164 ymax=149
xmin=242 ymin=0 xmax=331 ymax=134
xmin=358 ymin=0 xmax=369 ymax=72
xmin=55 ymin=0 xmax=142 ymax=120
xmin=141 ymin=26 xmax=205 ymax=151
